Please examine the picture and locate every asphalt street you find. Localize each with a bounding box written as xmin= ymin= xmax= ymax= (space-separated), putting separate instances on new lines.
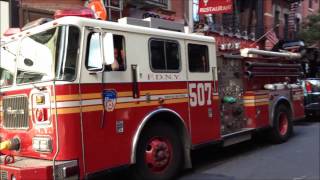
xmin=179 ymin=119 xmax=320 ymax=180
xmin=102 ymin=118 xmax=319 ymax=180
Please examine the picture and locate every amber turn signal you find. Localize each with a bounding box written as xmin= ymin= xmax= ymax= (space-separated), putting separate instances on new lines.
xmin=35 ymin=95 xmax=45 ymax=104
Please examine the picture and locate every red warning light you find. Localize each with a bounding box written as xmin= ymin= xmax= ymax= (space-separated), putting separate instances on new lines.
xmin=54 ymin=8 xmax=95 ymax=19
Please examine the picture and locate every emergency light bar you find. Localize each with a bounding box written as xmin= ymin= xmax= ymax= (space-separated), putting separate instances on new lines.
xmin=54 ymin=8 xmax=95 ymax=19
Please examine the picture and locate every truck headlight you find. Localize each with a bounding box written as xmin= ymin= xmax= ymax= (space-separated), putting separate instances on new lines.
xmin=32 ymin=137 xmax=52 ymax=152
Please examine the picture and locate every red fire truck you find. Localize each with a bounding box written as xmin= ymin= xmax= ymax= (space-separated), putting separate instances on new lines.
xmin=0 ymin=10 xmax=304 ymax=180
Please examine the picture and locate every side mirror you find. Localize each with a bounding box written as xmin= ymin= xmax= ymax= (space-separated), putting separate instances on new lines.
xmin=102 ymin=33 xmax=114 ymax=65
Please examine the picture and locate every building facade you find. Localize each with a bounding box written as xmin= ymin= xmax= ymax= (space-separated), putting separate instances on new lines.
xmin=300 ymin=0 xmax=319 ymax=20
xmin=2 ymin=0 xmax=319 ymax=49
xmin=5 ymin=0 xmax=186 ymax=27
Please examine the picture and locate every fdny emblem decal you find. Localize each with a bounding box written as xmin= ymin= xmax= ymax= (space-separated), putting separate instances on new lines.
xmin=103 ymin=90 xmax=117 ymax=112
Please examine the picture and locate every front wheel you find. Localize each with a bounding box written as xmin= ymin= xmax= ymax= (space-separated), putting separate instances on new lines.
xmin=131 ymin=122 xmax=183 ymax=180
xmin=269 ymin=105 xmax=293 ymax=143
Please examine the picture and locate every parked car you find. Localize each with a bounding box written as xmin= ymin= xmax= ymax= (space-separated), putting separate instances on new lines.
xmin=302 ymin=78 xmax=320 ymax=118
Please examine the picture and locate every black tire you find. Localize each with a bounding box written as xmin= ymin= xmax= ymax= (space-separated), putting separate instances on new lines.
xmin=131 ymin=122 xmax=183 ymax=180
xmin=269 ymin=104 xmax=293 ymax=144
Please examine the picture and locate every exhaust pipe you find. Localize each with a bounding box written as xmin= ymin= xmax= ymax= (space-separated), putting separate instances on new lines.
xmin=245 ymin=71 xmax=303 ymax=78
xmin=245 ymin=61 xmax=302 ymax=69
xmin=241 ymin=48 xmax=302 ymax=60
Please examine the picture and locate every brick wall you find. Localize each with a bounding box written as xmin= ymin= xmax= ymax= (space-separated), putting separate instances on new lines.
xmin=169 ymin=0 xmax=185 ymax=23
xmin=301 ymin=0 xmax=319 ymax=19
xmin=19 ymin=0 xmax=85 ymax=26
xmin=21 ymin=0 xmax=84 ymax=12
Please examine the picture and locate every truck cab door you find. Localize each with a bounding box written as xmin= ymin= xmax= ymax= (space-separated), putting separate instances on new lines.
xmin=186 ymin=41 xmax=220 ymax=145
xmin=80 ymin=29 xmax=131 ymax=175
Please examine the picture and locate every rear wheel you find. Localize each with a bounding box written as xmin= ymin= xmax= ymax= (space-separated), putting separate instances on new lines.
xmin=132 ymin=122 xmax=183 ymax=180
xmin=269 ymin=105 xmax=293 ymax=143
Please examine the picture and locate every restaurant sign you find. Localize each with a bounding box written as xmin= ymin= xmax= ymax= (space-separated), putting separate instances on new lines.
xmin=198 ymin=0 xmax=233 ymax=14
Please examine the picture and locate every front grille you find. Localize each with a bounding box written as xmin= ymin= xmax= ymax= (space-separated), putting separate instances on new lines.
xmin=0 ymin=170 xmax=8 ymax=180
xmin=3 ymin=95 xmax=29 ymax=129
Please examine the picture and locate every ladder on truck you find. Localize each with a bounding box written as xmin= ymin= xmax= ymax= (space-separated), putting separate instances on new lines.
xmin=105 ymin=0 xmax=123 ymax=21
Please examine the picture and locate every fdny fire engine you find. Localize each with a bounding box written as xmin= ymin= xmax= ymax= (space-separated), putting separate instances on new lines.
xmin=0 ymin=9 xmax=305 ymax=180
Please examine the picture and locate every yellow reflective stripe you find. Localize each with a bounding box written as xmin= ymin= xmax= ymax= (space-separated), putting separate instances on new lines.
xmin=55 ymin=94 xmax=80 ymax=101
xmin=54 ymin=107 xmax=81 ymax=114
xmin=115 ymin=98 xmax=188 ymax=109
xmin=52 ymin=98 xmax=188 ymax=114
xmin=118 ymin=89 xmax=188 ymax=97
xmin=244 ymin=102 xmax=269 ymax=107
xmin=141 ymin=89 xmax=188 ymax=96
xmin=81 ymin=93 xmax=101 ymax=99
xmin=54 ymin=89 xmax=188 ymax=101
xmin=243 ymin=95 xmax=269 ymax=100
xmin=118 ymin=91 xmax=132 ymax=97
xmin=53 ymin=105 xmax=104 ymax=114
xmin=55 ymin=93 xmax=101 ymax=101
xmin=83 ymin=105 xmax=103 ymax=112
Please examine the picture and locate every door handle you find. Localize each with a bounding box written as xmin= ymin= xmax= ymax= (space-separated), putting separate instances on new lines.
xmin=131 ymin=64 xmax=140 ymax=98
xmin=212 ymin=67 xmax=217 ymax=93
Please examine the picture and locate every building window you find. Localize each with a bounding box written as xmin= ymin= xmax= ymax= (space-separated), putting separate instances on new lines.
xmin=295 ymin=18 xmax=300 ymax=38
xmin=188 ymin=44 xmax=209 ymax=73
xmin=144 ymin=0 xmax=168 ymax=8
xmin=274 ymin=10 xmax=280 ymax=36
xmin=149 ymin=39 xmax=180 ymax=72
xmin=192 ymin=0 xmax=199 ymax=23
xmin=284 ymin=14 xmax=289 ymax=39
xmin=309 ymin=0 xmax=313 ymax=9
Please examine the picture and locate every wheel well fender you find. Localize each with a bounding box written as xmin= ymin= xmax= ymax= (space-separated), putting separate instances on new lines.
xmin=270 ymin=97 xmax=293 ymax=126
xmin=131 ymin=108 xmax=192 ymax=168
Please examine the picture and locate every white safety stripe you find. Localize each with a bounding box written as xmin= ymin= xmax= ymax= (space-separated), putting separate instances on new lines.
xmin=116 ymin=93 xmax=188 ymax=103
xmin=52 ymin=93 xmax=188 ymax=108
xmin=54 ymin=99 xmax=103 ymax=108
xmin=243 ymin=98 xmax=269 ymax=103
xmin=55 ymin=101 xmax=80 ymax=108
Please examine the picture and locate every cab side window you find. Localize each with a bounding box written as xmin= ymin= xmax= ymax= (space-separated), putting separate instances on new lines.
xmin=149 ymin=39 xmax=180 ymax=72
xmin=188 ymin=44 xmax=209 ymax=73
xmin=108 ymin=35 xmax=126 ymax=71
xmin=86 ymin=33 xmax=126 ymax=71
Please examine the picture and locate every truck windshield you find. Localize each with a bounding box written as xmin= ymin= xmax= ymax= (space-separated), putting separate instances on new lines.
xmin=0 ymin=25 xmax=80 ymax=86
xmin=16 ymin=28 xmax=59 ymax=84
xmin=55 ymin=26 xmax=79 ymax=81
xmin=0 ymin=41 xmax=18 ymax=87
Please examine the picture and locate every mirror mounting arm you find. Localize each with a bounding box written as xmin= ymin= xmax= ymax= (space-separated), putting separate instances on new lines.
xmin=88 ymin=65 xmax=105 ymax=75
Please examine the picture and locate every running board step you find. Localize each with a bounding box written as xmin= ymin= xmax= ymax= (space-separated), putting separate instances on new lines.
xmin=222 ymin=129 xmax=254 ymax=147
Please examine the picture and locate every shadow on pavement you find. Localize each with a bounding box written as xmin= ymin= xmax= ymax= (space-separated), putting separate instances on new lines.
xmin=294 ymin=117 xmax=320 ymax=126
xmin=179 ymin=173 xmax=235 ymax=180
